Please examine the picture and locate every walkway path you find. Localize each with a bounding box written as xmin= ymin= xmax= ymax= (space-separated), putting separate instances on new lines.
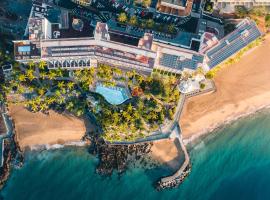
xmin=0 ymin=105 xmax=14 ymax=167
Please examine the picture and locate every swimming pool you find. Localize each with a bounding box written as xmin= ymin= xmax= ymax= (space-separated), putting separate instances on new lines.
xmin=95 ymin=84 xmax=130 ymax=105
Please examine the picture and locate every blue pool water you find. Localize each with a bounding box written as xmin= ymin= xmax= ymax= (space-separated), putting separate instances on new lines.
xmin=2 ymin=109 xmax=270 ymax=200
xmin=95 ymin=84 xmax=129 ymax=105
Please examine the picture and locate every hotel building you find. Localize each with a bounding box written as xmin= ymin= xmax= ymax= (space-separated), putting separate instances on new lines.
xmin=13 ymin=2 xmax=262 ymax=75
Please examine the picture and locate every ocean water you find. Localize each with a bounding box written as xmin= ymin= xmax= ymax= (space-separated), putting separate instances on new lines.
xmin=1 ymin=110 xmax=270 ymax=200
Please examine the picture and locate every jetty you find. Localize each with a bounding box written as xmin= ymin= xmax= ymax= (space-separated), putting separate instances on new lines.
xmin=156 ymin=80 xmax=216 ymax=190
xmin=156 ymin=134 xmax=191 ymax=190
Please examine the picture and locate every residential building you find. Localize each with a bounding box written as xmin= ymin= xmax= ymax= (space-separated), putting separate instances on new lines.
xmin=213 ymin=0 xmax=270 ymax=13
xmin=156 ymin=0 xmax=194 ymax=16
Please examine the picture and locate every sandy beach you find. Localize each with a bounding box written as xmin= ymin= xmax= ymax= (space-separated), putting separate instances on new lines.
xmin=180 ymin=34 xmax=270 ymax=144
xmin=9 ymin=104 xmax=86 ymax=149
xmin=151 ymin=138 xmax=184 ymax=170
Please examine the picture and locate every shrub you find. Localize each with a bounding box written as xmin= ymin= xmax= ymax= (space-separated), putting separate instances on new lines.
xmin=200 ymin=83 xmax=206 ymax=90
xmin=205 ymin=71 xmax=214 ymax=79
xmin=265 ymin=14 xmax=270 ymax=28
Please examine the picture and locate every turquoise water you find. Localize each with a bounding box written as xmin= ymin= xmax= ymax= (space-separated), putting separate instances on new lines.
xmin=95 ymin=84 xmax=129 ymax=105
xmin=2 ymin=110 xmax=270 ymax=200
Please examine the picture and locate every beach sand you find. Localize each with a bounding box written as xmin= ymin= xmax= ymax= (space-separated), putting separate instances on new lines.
xmin=151 ymin=138 xmax=184 ymax=170
xmin=180 ymin=34 xmax=270 ymax=144
xmin=9 ymin=104 xmax=86 ymax=149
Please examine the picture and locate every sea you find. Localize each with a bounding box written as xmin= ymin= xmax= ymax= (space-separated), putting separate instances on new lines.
xmin=1 ymin=109 xmax=270 ymax=200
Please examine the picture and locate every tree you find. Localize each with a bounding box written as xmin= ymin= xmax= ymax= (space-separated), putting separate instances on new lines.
xmin=129 ymin=15 xmax=138 ymax=26
xmin=28 ymin=61 xmax=35 ymax=69
xmin=67 ymin=82 xmax=75 ymax=90
xmin=26 ymin=69 xmax=35 ymax=81
xmin=142 ymin=0 xmax=151 ymax=7
xmin=112 ymin=112 xmax=120 ymax=125
xmin=39 ymin=61 xmax=46 ymax=70
xmin=167 ymin=24 xmax=175 ymax=34
xmin=48 ymin=71 xmax=57 ymax=80
xmin=37 ymin=88 xmax=45 ymax=96
xmin=40 ymin=72 xmax=47 ymax=79
xmin=200 ymin=82 xmax=206 ymax=89
xmin=205 ymin=71 xmax=214 ymax=79
xmin=235 ymin=6 xmax=249 ymax=18
xmin=57 ymin=81 xmax=65 ymax=89
xmin=118 ymin=13 xmax=127 ymax=23
xmin=146 ymin=19 xmax=154 ymax=28
xmin=127 ymin=103 xmax=133 ymax=112
xmin=265 ymin=14 xmax=270 ymax=28
xmin=18 ymin=74 xmax=26 ymax=82
xmin=40 ymin=103 xmax=48 ymax=112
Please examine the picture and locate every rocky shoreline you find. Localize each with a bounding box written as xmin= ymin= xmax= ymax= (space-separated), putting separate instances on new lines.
xmin=0 ymin=134 xmax=23 ymax=190
xmin=89 ymin=135 xmax=153 ymax=176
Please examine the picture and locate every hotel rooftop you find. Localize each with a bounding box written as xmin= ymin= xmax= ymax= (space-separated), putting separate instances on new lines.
xmin=205 ymin=19 xmax=261 ymax=69
xmin=13 ymin=1 xmax=262 ymax=74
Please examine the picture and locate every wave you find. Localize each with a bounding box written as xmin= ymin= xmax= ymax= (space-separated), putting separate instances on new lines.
xmin=29 ymin=141 xmax=87 ymax=151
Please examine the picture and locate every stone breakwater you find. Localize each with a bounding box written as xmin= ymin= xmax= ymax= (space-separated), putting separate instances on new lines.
xmin=156 ymin=164 xmax=191 ymax=190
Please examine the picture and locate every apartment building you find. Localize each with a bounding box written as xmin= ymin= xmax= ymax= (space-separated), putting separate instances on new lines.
xmin=213 ymin=0 xmax=270 ymax=13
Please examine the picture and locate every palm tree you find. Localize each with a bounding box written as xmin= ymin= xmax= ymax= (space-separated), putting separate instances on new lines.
xmin=39 ymin=61 xmax=46 ymax=70
xmin=112 ymin=112 xmax=120 ymax=125
xmin=58 ymin=96 xmax=65 ymax=104
xmin=137 ymin=75 xmax=144 ymax=83
xmin=57 ymin=81 xmax=65 ymax=89
xmin=18 ymin=74 xmax=26 ymax=82
xmin=54 ymin=89 xmax=62 ymax=97
xmin=127 ymin=103 xmax=133 ymax=112
xmin=40 ymin=103 xmax=48 ymax=112
xmin=129 ymin=15 xmax=138 ymax=26
xmin=48 ymin=71 xmax=56 ymax=80
xmin=67 ymin=82 xmax=75 ymax=90
xmin=34 ymin=96 xmax=42 ymax=105
xmin=17 ymin=85 xmax=25 ymax=94
xmin=47 ymin=96 xmax=56 ymax=105
xmin=142 ymin=0 xmax=151 ymax=7
xmin=28 ymin=61 xmax=35 ymax=69
xmin=89 ymin=67 xmax=95 ymax=75
xmin=118 ymin=13 xmax=127 ymax=23
xmin=147 ymin=19 xmax=154 ymax=28
xmin=56 ymin=68 xmax=63 ymax=77
xmin=37 ymin=88 xmax=45 ymax=96
xmin=40 ymin=72 xmax=47 ymax=80
xmin=26 ymin=69 xmax=35 ymax=81
xmin=66 ymin=101 xmax=74 ymax=110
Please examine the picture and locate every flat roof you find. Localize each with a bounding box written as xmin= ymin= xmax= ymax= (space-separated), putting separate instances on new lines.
xmin=41 ymin=38 xmax=157 ymax=58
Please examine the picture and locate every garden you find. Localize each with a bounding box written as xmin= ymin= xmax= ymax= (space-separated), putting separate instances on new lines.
xmin=5 ymin=62 xmax=180 ymax=142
